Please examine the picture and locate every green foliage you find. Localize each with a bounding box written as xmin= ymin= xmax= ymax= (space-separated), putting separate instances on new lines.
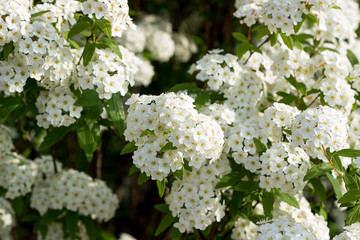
xmin=304 ymin=163 xmax=333 ymax=181
xmin=83 ymin=40 xmax=96 ymax=66
xmin=155 ymin=214 xmax=176 ymax=236
xmin=39 ymin=126 xmax=73 ymax=152
xmin=101 ymin=37 xmax=123 ymax=59
xmin=156 ymin=179 xmax=166 ymax=198
xmin=105 ymin=93 xmax=126 ymax=137
xmin=120 ymin=141 xmax=137 ymax=155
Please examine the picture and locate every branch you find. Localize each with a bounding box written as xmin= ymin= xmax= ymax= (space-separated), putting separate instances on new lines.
xmin=244 ymin=36 xmax=270 ymax=65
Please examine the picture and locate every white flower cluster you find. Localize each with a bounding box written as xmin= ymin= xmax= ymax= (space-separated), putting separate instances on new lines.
xmin=31 ymin=168 xmax=118 ymax=222
xmin=290 ymin=105 xmax=349 ymax=160
xmin=173 ymin=33 xmax=198 ymax=63
xmin=231 ymin=217 xmax=257 ymax=240
xmin=38 ymin=222 xmax=89 ymax=240
xmin=255 ymin=216 xmax=316 ymax=240
xmin=35 ymin=87 xmax=82 ymax=129
xmin=234 ymin=0 xmax=335 ymax=36
xmin=0 ymin=153 xmax=38 ymax=199
xmin=259 ymin=143 xmax=310 ymax=194
xmin=124 ymin=92 xmax=224 ymax=180
xmin=189 ymin=49 xmax=265 ymax=119
xmin=0 ymin=197 xmax=15 ymax=240
xmin=274 ymin=196 xmax=330 ymax=239
xmin=74 ymin=47 xmax=135 ymax=100
xmin=82 ymin=0 xmax=135 ymax=37
xmin=166 ymin=156 xmax=231 ymax=233
xmin=333 ymin=222 xmax=360 ymax=240
xmin=200 ymin=103 xmax=236 ymax=132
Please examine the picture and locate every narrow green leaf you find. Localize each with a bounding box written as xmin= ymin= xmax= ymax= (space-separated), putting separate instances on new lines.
xmin=237 ymin=42 xmax=252 ymax=58
xmin=335 ymin=148 xmax=360 ymax=158
xmin=232 ymin=32 xmax=248 ymax=43
xmin=263 ymin=190 xmax=275 ymax=218
xmin=83 ymin=40 xmax=96 ymax=66
xmin=255 ymin=27 xmax=270 ymax=41
xmin=155 ymin=204 xmax=170 ymax=213
xmin=31 ymin=10 xmax=51 ymax=18
xmin=0 ymin=97 xmax=23 ymax=122
xmin=338 ymin=189 xmax=360 ymax=203
xmin=80 ymin=216 xmax=96 ymax=240
xmin=173 ymin=167 xmax=183 ymax=180
xmin=270 ymin=33 xmax=278 ymax=46
xmin=294 ymin=41 xmax=303 ymax=50
xmin=140 ymin=129 xmax=155 ymax=137
xmin=129 ymin=165 xmax=140 ymax=176
xmin=233 ymin=181 xmax=260 ymax=192
xmin=294 ymin=18 xmax=304 ymax=33
xmin=344 ymin=174 xmax=360 ymax=191
xmin=101 ymin=37 xmax=122 ymax=59
xmin=280 ymin=33 xmax=294 ymax=50
xmin=304 ymin=163 xmax=333 ymax=181
xmin=326 ymin=172 xmax=342 ymax=198
xmin=85 ymin=102 xmax=103 ymax=123
xmin=155 ymin=214 xmax=176 ymax=236
xmin=279 ymin=192 xmax=299 ymax=208
xmin=285 ymin=75 xmax=307 ymax=95
xmin=326 ymin=148 xmax=345 ymax=173
xmin=305 ymin=14 xmax=319 ymax=25
xmin=253 ymin=138 xmax=267 ymax=156
xmin=120 ymin=141 xmax=137 ymax=155
xmin=68 ymin=17 xmax=93 ymax=39
xmin=65 ymin=211 xmax=79 ymax=240
xmin=3 ymin=41 xmax=13 ymax=61
xmin=39 ymin=210 xmax=64 ymax=225
xmin=309 ymin=178 xmax=326 ymax=203
xmin=75 ymin=90 xmax=99 ymax=106
xmin=76 ymin=119 xmax=97 ymax=162
xmin=171 ymin=227 xmax=182 ymax=240
xmin=160 ymin=142 xmax=177 ymax=153
xmin=230 ymin=191 xmax=244 ymax=218
xmin=332 ymin=5 xmax=342 ymax=10
xmin=106 ymin=93 xmax=125 ymax=136
xmin=39 ymin=126 xmax=73 ymax=152
xmin=96 ymin=19 xmax=112 ymax=38
xmin=347 ymin=49 xmax=359 ymax=67
xmin=157 ymin=179 xmax=166 ymax=198
xmin=138 ymin=172 xmax=150 ymax=185
xmin=215 ymin=172 xmax=246 ymax=189
xmin=346 ymin=204 xmax=360 ymax=226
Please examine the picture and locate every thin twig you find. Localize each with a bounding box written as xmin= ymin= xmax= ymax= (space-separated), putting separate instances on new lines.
xmin=244 ymin=36 xmax=270 ymax=65
xmin=307 ymin=93 xmax=321 ymax=109
xmin=19 ymin=120 xmax=40 ymax=158
xmin=51 ymin=146 xmax=58 ymax=174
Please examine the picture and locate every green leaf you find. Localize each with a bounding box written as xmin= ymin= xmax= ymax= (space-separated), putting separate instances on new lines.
xmin=80 ymin=216 xmax=96 ymax=240
xmin=106 ymin=93 xmax=125 ymax=137
xmin=155 ymin=214 xmax=176 ymax=236
xmin=30 ymin=10 xmax=51 ymax=18
xmin=232 ymin=32 xmax=248 ymax=43
xmin=305 ymin=14 xmax=319 ymax=25
xmin=309 ymin=178 xmax=326 ymax=203
xmin=215 ymin=172 xmax=246 ymax=189
xmin=278 ymin=192 xmax=299 ymax=208
xmin=294 ymin=41 xmax=303 ymax=50
xmin=83 ymin=40 xmax=96 ymax=66
xmin=335 ymin=148 xmax=360 ymax=158
xmin=171 ymin=227 xmax=182 ymax=240
xmin=277 ymin=91 xmax=297 ymax=105
xmin=347 ymin=49 xmax=359 ymax=67
xmin=173 ymin=167 xmax=183 ymax=180
xmin=95 ymin=19 xmax=112 ymax=38
xmin=155 ymin=204 xmax=170 ymax=213
xmin=230 ymin=191 xmax=244 ymax=218
xmin=263 ymin=190 xmax=275 ymax=218
xmin=346 ymin=204 xmax=360 ymax=226
xmin=285 ymin=75 xmax=307 ymax=95
xmin=237 ymin=42 xmax=252 ymax=59
xmin=68 ymin=17 xmax=93 ymax=39
xmin=3 ymin=41 xmax=13 ymax=61
xmin=344 ymin=174 xmax=360 ymax=191
xmin=101 ymin=37 xmax=122 ymax=59
xmin=85 ymin=102 xmax=103 ymax=123
xmin=326 ymin=148 xmax=345 ymax=173
xmin=39 ymin=126 xmax=73 ymax=152
xmin=253 ymin=138 xmax=267 ymax=156
xmin=332 ymin=5 xmax=342 ymax=10
xmin=294 ymin=17 xmax=304 ymax=33
xmin=160 ymin=142 xmax=177 ymax=153
xmin=140 ymin=129 xmax=155 ymax=137
xmin=39 ymin=210 xmax=64 ymax=226
xmin=292 ymin=33 xmax=313 ymax=43
xmin=270 ymin=33 xmax=278 ymax=46
xmin=304 ymin=163 xmax=333 ymax=181
xmin=65 ymin=211 xmax=79 ymax=240
xmin=120 ymin=141 xmax=137 ymax=155
xmin=75 ymin=90 xmax=99 ymax=107
xmin=326 ymin=172 xmax=342 ymax=198
xmin=157 ymin=179 xmax=166 ymax=198
xmin=138 ymin=172 xmax=150 ymax=185
xmin=76 ymin=119 xmax=98 ymax=162
xmin=280 ymin=33 xmax=293 ymax=50
xmin=129 ymin=165 xmax=140 ymax=176
xmin=233 ymin=181 xmax=260 ymax=192
xmin=338 ymin=189 xmax=360 ymax=203
xmin=21 ymin=214 xmax=40 ymax=223
xmin=255 ymin=26 xmax=270 ymax=41
xmin=0 ymin=97 xmax=23 ymax=122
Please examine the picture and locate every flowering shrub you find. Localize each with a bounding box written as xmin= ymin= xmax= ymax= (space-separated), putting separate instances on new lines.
xmin=2 ymin=0 xmax=360 ymax=239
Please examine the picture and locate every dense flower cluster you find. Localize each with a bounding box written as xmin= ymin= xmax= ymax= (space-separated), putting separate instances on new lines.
xmin=31 ymin=168 xmax=118 ymax=222
xmin=166 ymin=156 xmax=231 ymax=233
xmin=0 ymin=198 xmax=14 ymax=240
xmin=234 ymin=0 xmax=335 ymax=36
xmin=290 ymin=106 xmax=349 ymax=161
xmin=231 ymin=217 xmax=257 ymax=240
xmin=38 ymin=222 xmax=89 ymax=240
xmin=124 ymin=92 xmax=224 ymax=180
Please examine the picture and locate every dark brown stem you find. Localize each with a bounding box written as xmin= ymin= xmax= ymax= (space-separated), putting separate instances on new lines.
xmin=307 ymin=93 xmax=321 ymax=109
xmin=51 ymin=146 xmax=58 ymax=174
xmin=244 ymin=36 xmax=270 ymax=64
